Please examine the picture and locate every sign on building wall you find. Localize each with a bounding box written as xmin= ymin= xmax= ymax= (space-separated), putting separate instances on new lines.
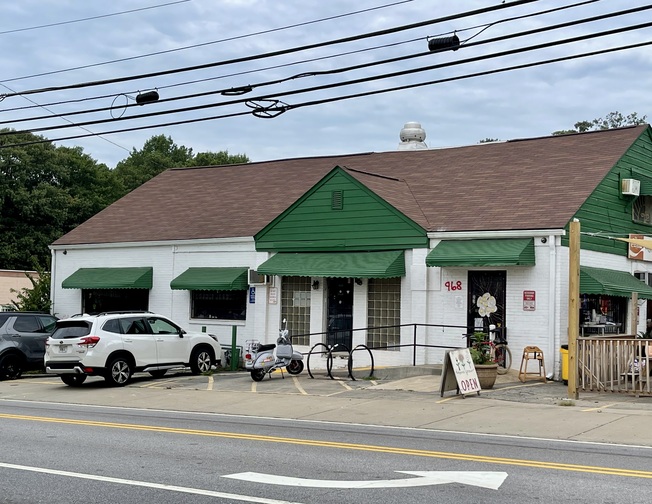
xmin=268 ymin=287 xmax=278 ymax=305
xmin=249 ymin=287 xmax=256 ymax=304
xmin=523 ymin=290 xmax=536 ymax=311
xmin=628 ymin=234 xmax=652 ymax=261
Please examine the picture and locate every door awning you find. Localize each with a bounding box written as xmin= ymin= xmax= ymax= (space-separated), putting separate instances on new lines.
xmin=257 ymin=251 xmax=405 ymax=278
xmin=170 ymin=267 xmax=249 ymax=291
xmin=426 ymin=238 xmax=535 ymax=267
xmin=581 ymin=266 xmax=652 ymax=300
xmin=62 ymin=267 xmax=153 ymax=289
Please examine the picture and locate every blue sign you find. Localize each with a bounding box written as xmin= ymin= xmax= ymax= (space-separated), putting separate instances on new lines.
xmin=249 ymin=287 xmax=256 ymax=303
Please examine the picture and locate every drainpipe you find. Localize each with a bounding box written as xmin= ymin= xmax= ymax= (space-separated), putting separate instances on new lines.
xmin=548 ymin=235 xmax=557 ymax=380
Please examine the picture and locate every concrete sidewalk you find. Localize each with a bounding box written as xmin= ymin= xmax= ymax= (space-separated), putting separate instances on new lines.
xmin=2 ymin=368 xmax=651 ymax=447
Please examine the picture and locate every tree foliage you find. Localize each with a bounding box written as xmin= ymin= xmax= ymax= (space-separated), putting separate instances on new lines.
xmin=10 ymin=265 xmax=51 ymax=312
xmin=113 ymin=134 xmax=249 ymax=195
xmin=552 ymin=111 xmax=648 ymax=135
xmin=0 ymin=129 xmax=118 ymax=270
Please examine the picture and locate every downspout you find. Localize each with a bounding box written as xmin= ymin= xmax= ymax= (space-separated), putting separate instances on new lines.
xmin=548 ymin=234 xmax=558 ymax=380
xmin=50 ymin=249 xmax=57 ymax=316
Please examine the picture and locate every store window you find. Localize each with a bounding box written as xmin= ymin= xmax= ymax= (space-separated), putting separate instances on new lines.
xmin=367 ymin=277 xmax=401 ymax=350
xmin=580 ymin=294 xmax=627 ymax=335
xmin=82 ymin=289 xmax=149 ymax=314
xmin=280 ymin=276 xmax=311 ymax=346
xmin=633 ymin=196 xmax=652 ymax=225
xmin=191 ymin=290 xmax=247 ymax=320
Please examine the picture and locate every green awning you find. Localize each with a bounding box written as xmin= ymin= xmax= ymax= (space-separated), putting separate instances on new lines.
xmin=257 ymin=251 xmax=405 ymax=278
xmin=170 ymin=267 xmax=249 ymax=291
xmin=426 ymin=238 xmax=535 ymax=267
xmin=581 ymin=266 xmax=652 ymax=300
xmin=62 ymin=267 xmax=153 ymax=289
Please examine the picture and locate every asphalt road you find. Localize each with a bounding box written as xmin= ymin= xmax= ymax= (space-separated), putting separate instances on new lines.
xmin=1 ymin=396 xmax=651 ymax=504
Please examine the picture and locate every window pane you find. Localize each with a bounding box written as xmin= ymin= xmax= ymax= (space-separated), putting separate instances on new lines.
xmin=367 ymin=278 xmax=401 ymax=350
xmin=191 ymin=290 xmax=247 ymax=320
xmin=280 ymin=276 xmax=311 ymax=346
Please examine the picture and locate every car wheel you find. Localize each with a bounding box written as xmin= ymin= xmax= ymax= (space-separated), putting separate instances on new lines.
xmin=190 ymin=348 xmax=213 ymax=375
xmin=251 ymin=369 xmax=266 ymax=382
xmin=0 ymin=354 xmax=23 ymax=380
xmin=149 ymin=370 xmax=167 ymax=378
xmin=286 ymin=360 xmax=304 ymax=375
xmin=61 ymin=375 xmax=87 ymax=387
xmin=105 ymin=357 xmax=132 ymax=386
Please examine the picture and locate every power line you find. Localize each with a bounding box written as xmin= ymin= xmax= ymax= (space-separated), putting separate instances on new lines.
xmin=0 ymin=0 xmax=597 ymax=115
xmin=0 ymin=0 xmax=540 ymax=99
xmin=3 ymin=5 xmax=648 ymax=128
xmin=0 ymin=0 xmax=191 ymax=36
xmin=0 ymin=0 xmax=414 ymax=84
xmin=0 ymin=82 xmax=130 ymax=153
xmin=1 ymin=36 xmax=649 ymax=148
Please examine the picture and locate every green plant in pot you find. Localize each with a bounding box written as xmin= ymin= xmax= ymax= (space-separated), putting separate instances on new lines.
xmin=470 ymin=331 xmax=498 ymax=389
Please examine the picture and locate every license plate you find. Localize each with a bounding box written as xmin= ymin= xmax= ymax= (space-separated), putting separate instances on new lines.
xmin=58 ymin=345 xmax=68 ymax=353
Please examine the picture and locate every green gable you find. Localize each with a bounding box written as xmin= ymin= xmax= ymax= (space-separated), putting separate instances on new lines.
xmin=564 ymin=127 xmax=652 ymax=254
xmin=255 ymin=166 xmax=427 ymax=252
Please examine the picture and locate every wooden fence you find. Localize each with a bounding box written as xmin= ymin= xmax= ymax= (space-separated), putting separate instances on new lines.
xmin=578 ymin=337 xmax=651 ymax=395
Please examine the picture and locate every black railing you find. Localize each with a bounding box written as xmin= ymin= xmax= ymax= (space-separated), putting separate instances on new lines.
xmin=288 ymin=323 xmax=474 ymax=379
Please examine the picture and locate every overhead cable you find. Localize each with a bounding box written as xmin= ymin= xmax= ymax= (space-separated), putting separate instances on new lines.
xmin=0 ymin=0 xmax=414 ymax=84
xmin=0 ymin=0 xmax=540 ymax=99
xmin=0 ymin=0 xmax=596 ymax=113
xmin=3 ymin=9 xmax=649 ymax=129
xmin=0 ymin=0 xmax=190 ymax=35
xmin=1 ymin=38 xmax=649 ymax=149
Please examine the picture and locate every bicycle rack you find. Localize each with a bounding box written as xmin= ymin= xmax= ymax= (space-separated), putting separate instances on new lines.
xmin=306 ymin=342 xmax=375 ymax=381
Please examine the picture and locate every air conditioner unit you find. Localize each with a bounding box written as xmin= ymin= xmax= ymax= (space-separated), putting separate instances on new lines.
xmin=248 ymin=269 xmax=269 ymax=285
xmin=621 ymin=178 xmax=640 ymax=196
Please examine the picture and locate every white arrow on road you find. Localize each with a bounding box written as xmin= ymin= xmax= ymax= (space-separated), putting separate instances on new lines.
xmin=223 ymin=471 xmax=508 ymax=490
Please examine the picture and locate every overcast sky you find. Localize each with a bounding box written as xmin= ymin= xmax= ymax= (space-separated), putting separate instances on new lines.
xmin=1 ymin=0 xmax=650 ymax=168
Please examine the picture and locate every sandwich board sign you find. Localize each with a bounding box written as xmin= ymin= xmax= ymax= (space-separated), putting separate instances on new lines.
xmin=440 ymin=348 xmax=482 ymax=397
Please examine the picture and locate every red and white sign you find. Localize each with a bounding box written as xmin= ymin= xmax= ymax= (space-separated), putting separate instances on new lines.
xmin=627 ymin=234 xmax=652 ymax=262
xmin=523 ymin=290 xmax=536 ymax=311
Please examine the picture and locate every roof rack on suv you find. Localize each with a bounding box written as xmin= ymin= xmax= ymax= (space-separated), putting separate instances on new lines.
xmin=95 ymin=310 xmax=153 ymax=316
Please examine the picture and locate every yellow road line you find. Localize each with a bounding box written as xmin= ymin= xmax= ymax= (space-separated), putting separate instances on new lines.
xmin=582 ymin=403 xmax=615 ymax=412
xmin=1 ymin=413 xmax=651 ymax=479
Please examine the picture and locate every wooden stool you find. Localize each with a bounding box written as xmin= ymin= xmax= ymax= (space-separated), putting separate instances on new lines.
xmin=518 ymin=346 xmax=547 ymax=383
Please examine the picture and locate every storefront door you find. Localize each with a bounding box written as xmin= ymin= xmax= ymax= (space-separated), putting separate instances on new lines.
xmin=467 ymin=271 xmax=506 ymax=334
xmin=327 ymin=277 xmax=354 ymax=350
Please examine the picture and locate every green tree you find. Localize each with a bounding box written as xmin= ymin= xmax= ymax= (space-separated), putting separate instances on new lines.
xmin=113 ymin=134 xmax=249 ymax=195
xmin=10 ymin=265 xmax=51 ymax=312
xmin=552 ymin=112 xmax=647 ymax=135
xmin=0 ymin=129 xmax=117 ymax=270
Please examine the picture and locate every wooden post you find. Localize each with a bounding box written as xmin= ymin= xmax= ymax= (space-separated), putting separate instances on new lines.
xmin=631 ymin=292 xmax=639 ymax=336
xmin=568 ymin=220 xmax=580 ymax=399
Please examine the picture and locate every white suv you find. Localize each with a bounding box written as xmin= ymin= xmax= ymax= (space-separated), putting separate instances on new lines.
xmin=45 ymin=311 xmax=221 ymax=387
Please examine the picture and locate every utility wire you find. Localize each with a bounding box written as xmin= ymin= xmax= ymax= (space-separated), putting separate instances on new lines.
xmin=2 ymin=23 xmax=649 ymax=140
xmin=0 ymin=0 xmax=414 ymax=84
xmin=2 ymin=38 xmax=648 ymax=150
xmin=3 ymin=5 xmax=648 ymax=127
xmin=0 ymin=0 xmax=540 ymax=99
xmin=0 ymin=83 xmax=130 ymax=153
xmin=0 ymin=0 xmax=597 ymax=114
xmin=0 ymin=0 xmax=191 ymax=35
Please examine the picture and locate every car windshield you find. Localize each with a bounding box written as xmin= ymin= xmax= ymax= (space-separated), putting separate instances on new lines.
xmin=51 ymin=321 xmax=92 ymax=339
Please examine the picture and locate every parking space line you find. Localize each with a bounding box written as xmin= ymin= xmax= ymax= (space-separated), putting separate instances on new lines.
xmin=338 ymin=381 xmax=353 ymax=391
xmin=292 ymin=377 xmax=308 ymax=395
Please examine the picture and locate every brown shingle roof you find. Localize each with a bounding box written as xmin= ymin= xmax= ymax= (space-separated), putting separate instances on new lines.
xmin=53 ymin=125 xmax=648 ymax=246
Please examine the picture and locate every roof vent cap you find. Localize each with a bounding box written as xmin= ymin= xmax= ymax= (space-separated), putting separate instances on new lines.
xmin=398 ymin=122 xmax=427 ymax=150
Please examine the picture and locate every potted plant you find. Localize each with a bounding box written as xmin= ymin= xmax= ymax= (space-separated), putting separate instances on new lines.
xmin=469 ymin=331 xmax=498 ymax=389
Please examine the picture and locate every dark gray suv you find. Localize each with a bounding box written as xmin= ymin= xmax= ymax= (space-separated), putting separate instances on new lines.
xmin=0 ymin=312 xmax=58 ymax=380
